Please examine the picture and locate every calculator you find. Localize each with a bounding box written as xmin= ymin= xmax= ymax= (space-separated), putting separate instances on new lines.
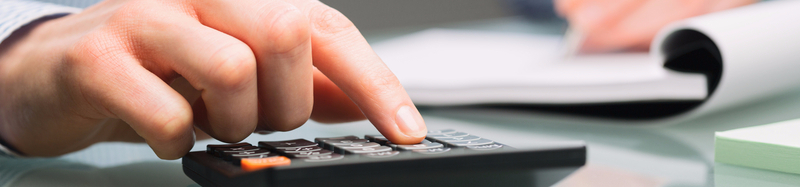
xmin=182 ymin=129 xmax=586 ymax=187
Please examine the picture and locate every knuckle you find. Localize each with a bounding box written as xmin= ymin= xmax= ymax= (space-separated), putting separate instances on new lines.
xmin=65 ymin=32 xmax=126 ymax=68
xmin=109 ymin=0 xmax=185 ymax=36
xmin=307 ymin=4 xmax=356 ymax=36
xmin=109 ymin=2 xmax=150 ymax=27
xmin=206 ymin=43 xmax=256 ymax=91
xmin=262 ymin=4 xmax=310 ymax=54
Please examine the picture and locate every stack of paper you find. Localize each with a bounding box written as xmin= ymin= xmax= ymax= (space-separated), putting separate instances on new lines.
xmin=715 ymin=119 xmax=800 ymax=174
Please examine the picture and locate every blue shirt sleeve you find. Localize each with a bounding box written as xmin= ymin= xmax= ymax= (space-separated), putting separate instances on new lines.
xmin=0 ymin=0 xmax=82 ymax=44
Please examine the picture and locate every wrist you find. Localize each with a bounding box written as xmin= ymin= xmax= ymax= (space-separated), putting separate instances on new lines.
xmin=0 ymin=15 xmax=69 ymax=157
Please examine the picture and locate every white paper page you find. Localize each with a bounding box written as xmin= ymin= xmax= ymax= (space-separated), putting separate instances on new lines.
xmin=374 ymin=29 xmax=707 ymax=105
xmin=717 ymin=118 xmax=800 ymax=147
xmin=652 ymin=0 xmax=800 ymax=119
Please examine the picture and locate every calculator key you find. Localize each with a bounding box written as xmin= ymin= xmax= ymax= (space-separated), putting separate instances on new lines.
xmin=344 ymin=146 xmax=393 ymax=154
xmin=386 ymin=139 xmax=435 ymax=148
xmin=394 ymin=143 xmax=444 ymax=150
xmin=224 ymin=149 xmax=271 ymax=160
xmin=364 ymin=135 xmax=390 ymax=144
xmin=332 ymin=142 xmax=381 ymax=154
xmin=467 ymin=143 xmax=504 ymax=151
xmin=321 ymin=139 xmax=369 ymax=145
xmin=283 ymin=149 xmax=327 ymax=155
xmin=217 ymin=146 xmax=260 ymax=153
xmin=362 ymin=151 xmax=400 ymax=158
xmin=413 ymin=147 xmax=452 ymax=154
xmin=336 ymin=142 xmax=381 ymax=149
xmin=304 ymin=154 xmax=345 ymax=162
xmin=231 ymin=153 xmax=280 ymax=165
xmin=364 ymin=134 xmax=385 ymax=140
xmin=314 ymin=136 xmax=361 ymax=143
xmin=281 ymin=146 xmax=322 ymax=153
xmin=434 ymin=135 xmax=482 ymax=142
xmin=206 ymin=143 xmax=251 ymax=154
xmin=287 ymin=150 xmax=333 ymax=158
xmin=427 ymin=132 xmax=469 ymax=138
xmin=215 ymin=146 xmax=260 ymax=157
xmin=447 ymin=139 xmax=494 ymax=147
xmin=371 ymin=138 xmax=390 ymax=145
xmin=427 ymin=129 xmax=457 ymax=135
xmin=241 ymin=156 xmax=291 ymax=171
xmin=259 ymin=139 xmax=317 ymax=149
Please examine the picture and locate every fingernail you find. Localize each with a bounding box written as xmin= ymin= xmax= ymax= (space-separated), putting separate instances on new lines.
xmin=396 ymin=106 xmax=427 ymax=138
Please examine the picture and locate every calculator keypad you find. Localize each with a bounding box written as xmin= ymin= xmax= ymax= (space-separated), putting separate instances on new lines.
xmin=204 ymin=129 xmax=505 ymax=171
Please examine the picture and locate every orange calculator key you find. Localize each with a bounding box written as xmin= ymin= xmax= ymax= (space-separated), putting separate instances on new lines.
xmin=241 ymin=156 xmax=291 ymax=171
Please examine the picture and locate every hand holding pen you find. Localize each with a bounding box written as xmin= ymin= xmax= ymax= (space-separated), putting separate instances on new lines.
xmin=555 ymin=0 xmax=756 ymax=53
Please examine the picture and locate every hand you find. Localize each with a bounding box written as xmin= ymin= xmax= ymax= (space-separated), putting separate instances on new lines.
xmin=555 ymin=0 xmax=756 ymax=52
xmin=0 ymin=0 xmax=427 ymax=159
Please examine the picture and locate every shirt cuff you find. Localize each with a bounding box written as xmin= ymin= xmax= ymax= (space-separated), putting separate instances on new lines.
xmin=0 ymin=0 xmax=82 ymax=43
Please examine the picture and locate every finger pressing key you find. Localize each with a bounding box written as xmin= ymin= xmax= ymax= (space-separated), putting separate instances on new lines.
xmin=283 ymin=0 xmax=428 ymax=144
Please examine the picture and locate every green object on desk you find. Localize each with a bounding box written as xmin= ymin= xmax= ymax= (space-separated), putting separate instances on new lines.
xmin=715 ymin=119 xmax=800 ymax=174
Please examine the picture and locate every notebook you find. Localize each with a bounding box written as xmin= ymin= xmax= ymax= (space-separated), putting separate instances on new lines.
xmin=372 ymin=0 xmax=800 ymax=119
xmin=373 ymin=29 xmax=707 ymax=105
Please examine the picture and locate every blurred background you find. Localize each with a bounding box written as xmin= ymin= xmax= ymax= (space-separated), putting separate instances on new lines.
xmin=321 ymin=0 xmax=559 ymax=33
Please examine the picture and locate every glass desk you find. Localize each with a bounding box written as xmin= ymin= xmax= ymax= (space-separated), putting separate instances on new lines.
xmin=4 ymin=17 xmax=800 ymax=187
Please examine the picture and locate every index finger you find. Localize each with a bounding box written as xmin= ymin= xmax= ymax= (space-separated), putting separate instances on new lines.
xmin=283 ymin=0 xmax=426 ymax=144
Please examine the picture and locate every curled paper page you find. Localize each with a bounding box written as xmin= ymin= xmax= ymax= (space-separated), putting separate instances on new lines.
xmin=653 ymin=0 xmax=800 ymax=120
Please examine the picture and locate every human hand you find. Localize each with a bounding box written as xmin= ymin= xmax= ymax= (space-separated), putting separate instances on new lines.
xmin=555 ymin=0 xmax=756 ymax=52
xmin=0 ymin=0 xmax=427 ymax=159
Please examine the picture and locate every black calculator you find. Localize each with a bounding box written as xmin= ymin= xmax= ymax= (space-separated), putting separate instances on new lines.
xmin=182 ymin=129 xmax=586 ymax=187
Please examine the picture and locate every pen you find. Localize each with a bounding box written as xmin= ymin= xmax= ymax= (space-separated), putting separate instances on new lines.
xmin=561 ymin=27 xmax=586 ymax=59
